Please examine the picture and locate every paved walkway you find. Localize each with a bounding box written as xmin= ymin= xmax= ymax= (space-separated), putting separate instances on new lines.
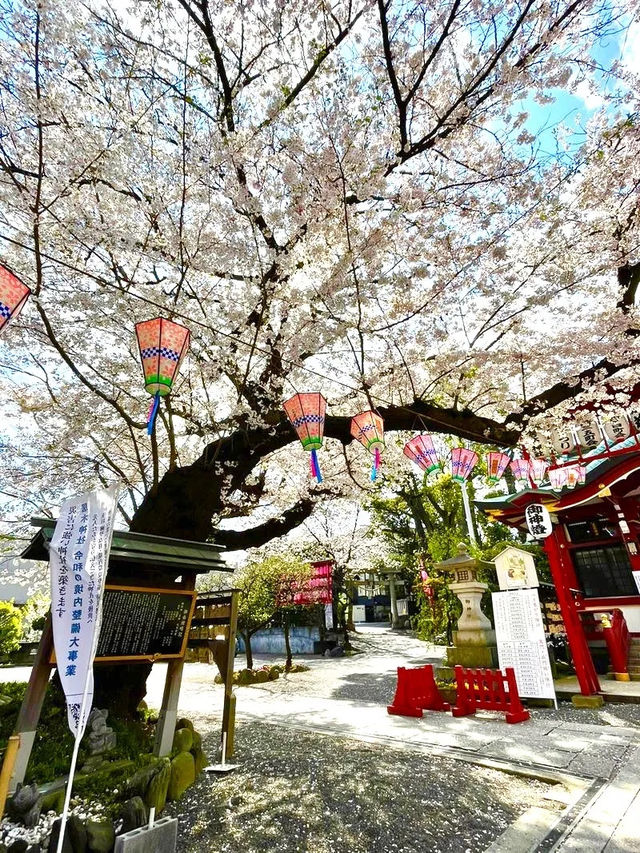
xmin=146 ymin=625 xmax=640 ymax=852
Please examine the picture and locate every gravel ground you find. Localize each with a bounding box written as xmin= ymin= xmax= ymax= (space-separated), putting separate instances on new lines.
xmin=165 ymin=720 xmax=560 ymax=853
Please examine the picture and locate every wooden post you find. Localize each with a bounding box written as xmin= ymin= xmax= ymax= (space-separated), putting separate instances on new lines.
xmin=153 ymin=573 xmax=196 ymax=757
xmin=7 ymin=615 xmax=54 ymax=791
xmin=544 ymin=529 xmax=600 ymax=696
xmin=0 ymin=736 xmax=21 ymax=817
xmin=221 ymin=590 xmax=238 ymax=759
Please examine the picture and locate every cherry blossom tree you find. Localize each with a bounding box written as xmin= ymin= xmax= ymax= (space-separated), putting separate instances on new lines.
xmin=0 ymin=0 xmax=639 ymax=556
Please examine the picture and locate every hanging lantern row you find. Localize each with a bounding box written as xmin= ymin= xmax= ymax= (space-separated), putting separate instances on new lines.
xmin=402 ymin=433 xmax=587 ymax=494
xmin=282 ymin=396 xmax=385 ymax=483
xmin=545 ymin=410 xmax=637 ymax=457
xmin=0 ymin=263 xmax=31 ymax=336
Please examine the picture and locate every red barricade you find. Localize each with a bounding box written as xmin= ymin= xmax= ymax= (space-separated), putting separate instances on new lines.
xmin=451 ymin=665 xmax=529 ymax=724
xmin=387 ymin=665 xmax=450 ymax=717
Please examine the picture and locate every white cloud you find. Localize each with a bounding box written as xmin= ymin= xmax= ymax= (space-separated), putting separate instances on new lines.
xmin=620 ymin=20 xmax=640 ymax=76
xmin=573 ymin=79 xmax=605 ymax=111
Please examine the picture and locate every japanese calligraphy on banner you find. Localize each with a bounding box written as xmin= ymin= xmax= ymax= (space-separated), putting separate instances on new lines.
xmin=49 ymin=486 xmax=118 ymax=737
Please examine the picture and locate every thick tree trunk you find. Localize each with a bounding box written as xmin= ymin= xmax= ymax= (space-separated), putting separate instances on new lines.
xmin=283 ymin=614 xmax=292 ymax=671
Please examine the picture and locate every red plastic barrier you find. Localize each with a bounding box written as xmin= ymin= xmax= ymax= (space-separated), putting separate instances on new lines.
xmin=387 ymin=664 xmax=450 ymax=717
xmin=451 ymin=665 xmax=530 ymax=724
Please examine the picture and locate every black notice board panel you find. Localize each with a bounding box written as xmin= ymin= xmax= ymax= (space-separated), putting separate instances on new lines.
xmin=94 ymin=585 xmax=196 ymax=661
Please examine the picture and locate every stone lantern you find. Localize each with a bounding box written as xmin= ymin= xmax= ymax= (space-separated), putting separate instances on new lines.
xmin=433 ymin=543 xmax=498 ymax=675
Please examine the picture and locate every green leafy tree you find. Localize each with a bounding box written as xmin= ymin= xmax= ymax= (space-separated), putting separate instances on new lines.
xmin=367 ymin=465 xmax=514 ymax=643
xmin=236 ymin=555 xmax=310 ymax=669
xmin=0 ymin=601 xmax=23 ymax=656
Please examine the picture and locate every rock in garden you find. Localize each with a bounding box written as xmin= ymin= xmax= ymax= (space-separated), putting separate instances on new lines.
xmin=6 ymin=784 xmax=43 ymax=827
xmin=47 ymin=819 xmax=72 ymax=853
xmin=119 ymin=797 xmax=147 ymax=833
xmin=7 ymin=840 xmax=29 ymax=853
xmin=191 ymin=730 xmax=202 ymax=751
xmin=172 ymin=727 xmax=193 ymax=753
xmin=175 ymin=718 xmax=193 ymax=732
xmin=144 ymin=758 xmax=171 ymax=813
xmin=325 ymin=646 xmax=345 ymax=658
xmin=124 ymin=762 xmax=161 ymax=799
xmin=254 ymin=669 xmax=269 ymax=683
xmin=167 ymin=752 xmax=195 ymax=801
xmin=85 ymin=820 xmax=115 ymax=853
xmin=192 ymin=747 xmax=207 ymax=775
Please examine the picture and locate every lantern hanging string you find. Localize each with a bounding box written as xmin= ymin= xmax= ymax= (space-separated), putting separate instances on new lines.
xmin=147 ymin=391 xmax=160 ymax=436
xmin=310 ymin=448 xmax=323 ymax=484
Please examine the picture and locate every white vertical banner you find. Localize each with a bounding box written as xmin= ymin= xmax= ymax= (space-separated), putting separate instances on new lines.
xmin=49 ymin=485 xmax=118 ymax=737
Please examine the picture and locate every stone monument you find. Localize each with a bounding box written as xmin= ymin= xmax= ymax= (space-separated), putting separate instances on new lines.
xmin=435 ymin=543 xmax=498 ymax=678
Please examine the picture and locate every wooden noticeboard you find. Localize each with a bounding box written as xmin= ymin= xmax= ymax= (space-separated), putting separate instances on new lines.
xmin=50 ymin=585 xmax=197 ymax=664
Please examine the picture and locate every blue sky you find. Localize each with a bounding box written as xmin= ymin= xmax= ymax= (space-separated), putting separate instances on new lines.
xmin=517 ymin=16 xmax=638 ymax=158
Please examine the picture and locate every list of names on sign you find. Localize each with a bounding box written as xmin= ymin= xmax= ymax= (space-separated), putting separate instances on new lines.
xmin=95 ymin=587 xmax=193 ymax=660
xmin=491 ymin=588 xmax=556 ymax=700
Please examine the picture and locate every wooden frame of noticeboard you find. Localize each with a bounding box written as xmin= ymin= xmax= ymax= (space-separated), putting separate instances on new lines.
xmin=49 ymin=585 xmax=198 ymax=664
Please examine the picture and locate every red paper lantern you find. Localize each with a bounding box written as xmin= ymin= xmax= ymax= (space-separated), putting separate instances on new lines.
xmin=350 ymin=411 xmax=384 ymax=481
xmin=404 ymin=435 xmax=440 ymax=475
xmin=283 ymin=392 xmax=327 ymax=483
xmin=451 ymin=447 xmax=478 ymax=483
xmin=486 ymin=451 xmax=511 ymax=483
xmin=135 ymin=317 xmax=190 ymax=434
xmin=0 ymin=264 xmax=30 ymax=335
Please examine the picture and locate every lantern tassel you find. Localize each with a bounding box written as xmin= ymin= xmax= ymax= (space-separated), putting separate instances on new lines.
xmin=371 ymin=447 xmax=381 ymax=482
xmin=310 ymin=449 xmax=323 ymax=484
xmin=147 ymin=391 xmax=160 ymax=436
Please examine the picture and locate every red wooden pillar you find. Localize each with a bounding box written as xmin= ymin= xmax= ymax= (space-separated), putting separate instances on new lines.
xmin=544 ymin=527 xmax=601 ymax=696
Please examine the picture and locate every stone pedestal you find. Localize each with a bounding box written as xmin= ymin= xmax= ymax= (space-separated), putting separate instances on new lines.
xmin=433 ymin=544 xmax=498 ymax=679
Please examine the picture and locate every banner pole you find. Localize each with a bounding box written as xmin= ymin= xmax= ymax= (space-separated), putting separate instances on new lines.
xmin=56 ymin=667 xmax=94 ymax=853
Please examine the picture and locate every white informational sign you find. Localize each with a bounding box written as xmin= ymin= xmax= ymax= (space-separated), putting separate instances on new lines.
xmin=324 ymin=603 xmax=333 ymax=630
xmin=525 ymin=503 xmax=553 ymax=539
xmin=50 ymin=486 xmax=118 ymax=737
xmin=632 ymin=571 xmax=640 ymax=595
xmin=492 ymin=588 xmax=556 ymax=700
xmin=494 ymin=546 xmax=539 ymax=591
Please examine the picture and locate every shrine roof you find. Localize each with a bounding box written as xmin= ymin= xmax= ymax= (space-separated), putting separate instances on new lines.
xmin=475 ymin=446 xmax=640 ymax=526
xmin=22 ymin=517 xmax=230 ymax=574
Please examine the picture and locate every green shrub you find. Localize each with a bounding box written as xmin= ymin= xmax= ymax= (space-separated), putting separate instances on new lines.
xmin=0 ymin=601 xmax=22 ymax=656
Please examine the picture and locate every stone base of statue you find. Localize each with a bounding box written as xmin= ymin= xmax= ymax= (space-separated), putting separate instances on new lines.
xmin=433 ymin=547 xmax=499 ymax=680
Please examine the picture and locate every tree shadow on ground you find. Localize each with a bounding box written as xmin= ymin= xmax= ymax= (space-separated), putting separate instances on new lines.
xmin=329 ymin=670 xmax=398 ymax=705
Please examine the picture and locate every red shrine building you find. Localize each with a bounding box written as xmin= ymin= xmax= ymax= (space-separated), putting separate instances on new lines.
xmin=476 ymin=449 xmax=640 ymax=696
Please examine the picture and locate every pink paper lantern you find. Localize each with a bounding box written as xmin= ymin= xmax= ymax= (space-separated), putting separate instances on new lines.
xmin=486 ymin=451 xmax=511 ymax=483
xmin=510 ymin=458 xmax=530 ymax=484
xmin=548 ymin=467 xmax=568 ymax=490
xmin=451 ymin=447 xmax=478 ymax=483
xmin=529 ymin=458 xmax=549 ymax=485
xmin=350 ymin=410 xmax=385 ymax=481
xmin=0 ymin=263 xmax=31 ymax=335
xmin=135 ymin=317 xmax=190 ymax=435
xmin=404 ymin=435 xmax=440 ymax=475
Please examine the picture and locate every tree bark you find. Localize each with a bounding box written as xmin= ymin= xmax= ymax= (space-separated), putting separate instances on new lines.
xmin=283 ymin=614 xmax=292 ymax=671
xmin=242 ymin=631 xmax=254 ymax=670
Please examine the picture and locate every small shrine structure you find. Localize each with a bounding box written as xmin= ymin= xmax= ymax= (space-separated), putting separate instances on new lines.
xmin=476 ymin=451 xmax=640 ymax=696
